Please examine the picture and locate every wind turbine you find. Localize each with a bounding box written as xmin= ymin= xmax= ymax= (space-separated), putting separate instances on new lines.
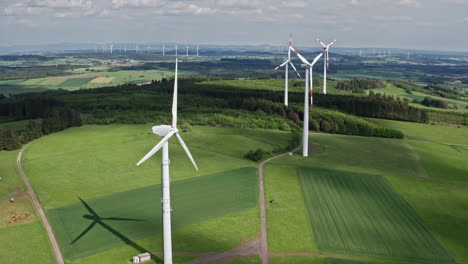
xmin=316 ymin=38 xmax=336 ymax=94
xmin=273 ymin=34 xmax=301 ymax=106
xmin=289 ymin=46 xmax=326 ymax=157
xmin=175 ymin=45 xmax=178 ymax=56
xmin=136 ymin=58 xmax=198 ymax=264
xmin=186 ymin=45 xmax=189 ymax=56
xmin=110 ymin=44 xmax=113 ymax=54
xmin=196 ymin=45 xmax=199 ymax=57
xmin=163 ymin=44 xmax=165 ymax=56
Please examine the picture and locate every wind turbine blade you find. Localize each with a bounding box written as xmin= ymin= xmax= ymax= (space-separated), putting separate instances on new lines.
xmin=136 ymin=131 xmax=175 ymax=166
xmin=175 ymin=133 xmax=198 ymax=171
xmin=289 ymin=61 xmax=301 ymax=78
xmin=289 ymin=46 xmax=310 ymax=65
xmin=328 ymin=40 xmax=337 ymax=48
xmin=71 ymin=222 xmax=97 ymax=244
xmin=172 ymin=58 xmax=178 ymax=128
xmin=274 ymin=60 xmax=289 ymax=70
xmin=311 ymin=51 xmax=325 ymax=66
xmin=316 ymin=38 xmax=326 ymax=48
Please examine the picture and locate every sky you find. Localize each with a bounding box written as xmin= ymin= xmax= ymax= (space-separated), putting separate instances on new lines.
xmin=1 ymin=0 xmax=467 ymax=51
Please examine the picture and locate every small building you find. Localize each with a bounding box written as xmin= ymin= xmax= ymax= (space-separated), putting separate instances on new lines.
xmin=132 ymin=253 xmax=151 ymax=263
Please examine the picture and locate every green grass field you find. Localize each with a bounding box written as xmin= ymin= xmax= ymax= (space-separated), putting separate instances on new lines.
xmin=369 ymin=118 xmax=468 ymax=145
xmin=0 ymin=150 xmax=55 ymax=264
xmin=265 ymin=133 xmax=468 ymax=263
xmin=20 ymin=124 xmax=290 ymax=263
xmin=59 ymin=77 xmax=94 ymax=87
xmin=298 ymin=167 xmax=454 ymax=263
xmin=48 ymin=167 xmax=258 ymax=259
xmin=0 ymin=120 xmax=29 ymax=131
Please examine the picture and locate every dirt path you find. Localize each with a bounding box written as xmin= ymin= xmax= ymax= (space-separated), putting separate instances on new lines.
xmin=17 ymin=144 xmax=64 ymax=264
xmin=257 ymin=145 xmax=303 ymax=264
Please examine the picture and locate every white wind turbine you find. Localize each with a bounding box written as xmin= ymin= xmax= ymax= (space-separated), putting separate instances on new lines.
xmin=273 ymin=34 xmax=301 ymax=106
xmin=316 ymin=38 xmax=336 ymax=94
xmin=289 ymin=45 xmax=326 ymax=157
xmin=196 ymin=44 xmax=199 ymax=57
xmin=136 ymin=58 xmax=198 ymax=264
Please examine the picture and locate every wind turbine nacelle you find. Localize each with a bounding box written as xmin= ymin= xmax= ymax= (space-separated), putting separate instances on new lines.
xmin=152 ymin=125 xmax=172 ymax=137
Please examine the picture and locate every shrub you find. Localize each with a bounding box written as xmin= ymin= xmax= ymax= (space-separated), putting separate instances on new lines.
xmin=244 ymin=148 xmax=268 ymax=162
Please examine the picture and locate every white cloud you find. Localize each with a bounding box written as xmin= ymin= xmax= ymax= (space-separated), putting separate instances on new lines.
xmin=397 ymin=0 xmax=421 ymax=7
xmin=281 ymin=1 xmax=308 ymax=8
xmin=3 ymin=3 xmax=45 ymax=16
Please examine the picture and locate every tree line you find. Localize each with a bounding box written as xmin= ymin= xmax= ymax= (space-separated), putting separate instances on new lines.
xmin=0 ymin=96 xmax=82 ymax=151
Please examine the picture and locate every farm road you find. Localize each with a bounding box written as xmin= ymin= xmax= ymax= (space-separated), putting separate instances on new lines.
xmin=17 ymin=144 xmax=65 ymax=264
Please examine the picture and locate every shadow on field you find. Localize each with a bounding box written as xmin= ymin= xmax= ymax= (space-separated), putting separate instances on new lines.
xmin=73 ymin=197 xmax=163 ymax=263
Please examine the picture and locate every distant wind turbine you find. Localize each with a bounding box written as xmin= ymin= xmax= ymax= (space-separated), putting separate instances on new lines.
xmin=136 ymin=58 xmax=198 ymax=264
xmin=273 ymin=34 xmax=301 ymax=106
xmin=316 ymin=38 xmax=336 ymax=94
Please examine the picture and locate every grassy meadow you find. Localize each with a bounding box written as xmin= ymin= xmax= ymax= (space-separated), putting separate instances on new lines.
xmin=369 ymin=118 xmax=468 ymax=145
xmin=0 ymin=150 xmax=55 ymax=264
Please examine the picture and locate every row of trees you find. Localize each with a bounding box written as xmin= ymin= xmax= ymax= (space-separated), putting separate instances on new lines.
xmin=420 ymin=97 xmax=448 ymax=109
xmin=309 ymin=108 xmax=404 ymax=139
xmin=336 ymin=79 xmax=385 ymax=91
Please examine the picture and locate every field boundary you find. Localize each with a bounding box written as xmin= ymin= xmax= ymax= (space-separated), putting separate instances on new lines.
xmin=17 ymin=143 xmax=64 ymax=264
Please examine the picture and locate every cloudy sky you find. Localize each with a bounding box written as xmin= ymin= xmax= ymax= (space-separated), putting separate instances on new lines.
xmin=1 ymin=0 xmax=467 ymax=51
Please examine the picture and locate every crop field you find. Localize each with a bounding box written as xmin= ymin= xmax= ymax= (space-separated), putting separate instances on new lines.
xmin=265 ymin=133 xmax=467 ymax=263
xmin=0 ymin=69 xmax=176 ymax=94
xmin=0 ymin=151 xmax=55 ymax=264
xmin=48 ymin=167 xmax=258 ymax=259
xmin=298 ymin=167 xmax=454 ymax=263
xmin=60 ymin=77 xmax=94 ymax=87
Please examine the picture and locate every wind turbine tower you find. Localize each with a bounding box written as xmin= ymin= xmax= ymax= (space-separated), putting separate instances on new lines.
xmin=175 ymin=45 xmax=178 ymax=56
xmin=196 ymin=45 xmax=199 ymax=57
xmin=137 ymin=58 xmax=198 ymax=264
xmin=289 ymin=46 xmax=326 ymax=157
xmin=163 ymin=44 xmax=165 ymax=56
xmin=110 ymin=44 xmax=113 ymax=54
xmin=186 ymin=45 xmax=189 ymax=56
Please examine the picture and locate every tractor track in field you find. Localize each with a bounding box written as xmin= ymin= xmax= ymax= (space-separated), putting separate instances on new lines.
xmin=17 ymin=144 xmax=65 ymax=264
xmin=182 ymin=145 xmax=302 ymax=264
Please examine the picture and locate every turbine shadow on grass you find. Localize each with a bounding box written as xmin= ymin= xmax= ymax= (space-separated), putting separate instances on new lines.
xmin=72 ymin=197 xmax=162 ymax=263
